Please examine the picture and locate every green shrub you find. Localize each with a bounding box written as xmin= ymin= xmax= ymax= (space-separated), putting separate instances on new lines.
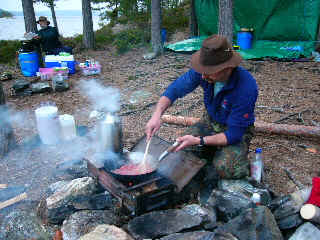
xmin=95 ymin=26 xmax=114 ymax=46
xmin=0 ymin=40 xmax=21 ymax=64
xmin=113 ymin=28 xmax=149 ymax=54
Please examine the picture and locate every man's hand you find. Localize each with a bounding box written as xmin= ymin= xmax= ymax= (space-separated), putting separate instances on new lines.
xmin=145 ymin=116 xmax=161 ymax=140
xmin=145 ymin=96 xmax=171 ymax=141
xmin=174 ymin=135 xmax=200 ymax=151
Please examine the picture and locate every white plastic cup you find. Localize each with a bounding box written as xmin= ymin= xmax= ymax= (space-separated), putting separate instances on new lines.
xmin=35 ymin=106 xmax=60 ymax=145
xmin=59 ymin=114 xmax=77 ymax=141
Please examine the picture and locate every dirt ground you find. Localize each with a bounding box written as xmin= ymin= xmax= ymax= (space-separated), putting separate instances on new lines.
xmin=0 ymin=40 xmax=320 ymax=201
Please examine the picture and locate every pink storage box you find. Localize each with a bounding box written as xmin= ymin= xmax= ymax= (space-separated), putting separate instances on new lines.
xmin=39 ymin=68 xmax=55 ymax=80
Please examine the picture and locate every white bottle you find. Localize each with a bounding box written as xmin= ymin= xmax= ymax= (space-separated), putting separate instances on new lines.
xmin=59 ymin=114 xmax=77 ymax=141
xmin=251 ymin=148 xmax=263 ymax=183
xmin=251 ymin=192 xmax=261 ymax=206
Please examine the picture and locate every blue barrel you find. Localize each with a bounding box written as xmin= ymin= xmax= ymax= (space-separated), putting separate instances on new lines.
xmin=237 ymin=31 xmax=253 ymax=50
xmin=18 ymin=51 xmax=39 ymax=77
xmin=161 ymin=28 xmax=167 ymax=43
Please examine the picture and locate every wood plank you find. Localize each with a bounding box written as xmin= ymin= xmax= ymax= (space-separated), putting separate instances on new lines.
xmin=0 ymin=192 xmax=27 ymax=210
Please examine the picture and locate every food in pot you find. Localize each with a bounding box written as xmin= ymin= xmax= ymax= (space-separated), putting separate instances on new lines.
xmin=112 ymin=163 xmax=154 ymax=175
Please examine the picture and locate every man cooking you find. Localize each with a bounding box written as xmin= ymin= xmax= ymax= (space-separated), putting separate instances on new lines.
xmin=145 ymin=34 xmax=258 ymax=179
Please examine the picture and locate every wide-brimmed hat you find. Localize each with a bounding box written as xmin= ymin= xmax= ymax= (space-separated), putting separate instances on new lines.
xmin=36 ymin=16 xmax=50 ymax=25
xmin=191 ymin=34 xmax=242 ymax=74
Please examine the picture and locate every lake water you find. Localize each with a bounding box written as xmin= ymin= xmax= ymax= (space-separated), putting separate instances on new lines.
xmin=0 ymin=15 xmax=104 ymax=40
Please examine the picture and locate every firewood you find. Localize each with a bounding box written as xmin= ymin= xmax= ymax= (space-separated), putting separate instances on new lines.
xmin=161 ymin=115 xmax=320 ymax=138
xmin=300 ymin=204 xmax=320 ymax=223
xmin=0 ymin=192 xmax=27 ymax=210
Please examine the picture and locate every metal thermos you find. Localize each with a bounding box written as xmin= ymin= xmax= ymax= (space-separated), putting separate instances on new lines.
xmin=97 ymin=112 xmax=123 ymax=154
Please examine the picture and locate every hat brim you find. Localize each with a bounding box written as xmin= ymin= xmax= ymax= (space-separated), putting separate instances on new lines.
xmin=36 ymin=20 xmax=50 ymax=25
xmin=191 ymin=49 xmax=242 ymax=74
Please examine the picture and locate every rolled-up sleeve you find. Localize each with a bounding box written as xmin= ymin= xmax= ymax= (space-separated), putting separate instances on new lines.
xmin=162 ymin=69 xmax=201 ymax=104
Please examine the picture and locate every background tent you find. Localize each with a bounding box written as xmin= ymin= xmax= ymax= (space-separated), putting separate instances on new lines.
xmin=166 ymin=0 xmax=320 ymax=59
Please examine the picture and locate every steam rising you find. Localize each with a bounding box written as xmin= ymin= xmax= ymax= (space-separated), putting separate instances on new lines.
xmin=79 ymin=79 xmax=120 ymax=113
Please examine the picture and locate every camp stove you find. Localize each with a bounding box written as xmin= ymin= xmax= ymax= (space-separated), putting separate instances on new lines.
xmin=87 ymin=159 xmax=176 ymax=216
xmin=86 ymin=135 xmax=205 ymax=215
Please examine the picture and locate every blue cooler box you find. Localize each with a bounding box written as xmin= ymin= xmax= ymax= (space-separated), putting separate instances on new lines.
xmin=45 ymin=55 xmax=76 ymax=74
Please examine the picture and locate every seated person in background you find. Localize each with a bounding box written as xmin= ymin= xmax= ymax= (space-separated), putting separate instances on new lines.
xmin=33 ymin=16 xmax=72 ymax=55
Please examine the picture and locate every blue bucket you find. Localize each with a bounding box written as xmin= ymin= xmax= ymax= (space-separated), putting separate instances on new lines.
xmin=18 ymin=51 xmax=39 ymax=77
xmin=237 ymin=31 xmax=253 ymax=50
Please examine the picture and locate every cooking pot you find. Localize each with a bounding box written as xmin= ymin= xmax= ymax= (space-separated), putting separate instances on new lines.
xmin=103 ymin=152 xmax=159 ymax=184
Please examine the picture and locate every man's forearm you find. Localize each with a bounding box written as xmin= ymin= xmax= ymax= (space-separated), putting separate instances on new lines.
xmin=202 ymin=133 xmax=228 ymax=146
xmin=152 ymin=96 xmax=171 ymax=118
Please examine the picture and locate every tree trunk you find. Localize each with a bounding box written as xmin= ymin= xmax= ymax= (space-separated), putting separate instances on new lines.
xmin=21 ymin=0 xmax=37 ymax=33
xmin=218 ymin=0 xmax=233 ymax=44
xmin=190 ymin=0 xmax=198 ymax=37
xmin=50 ymin=3 xmax=59 ymax=34
xmin=0 ymin=83 xmax=16 ymax=158
xmin=151 ymin=0 xmax=162 ymax=55
xmin=82 ymin=0 xmax=95 ymax=49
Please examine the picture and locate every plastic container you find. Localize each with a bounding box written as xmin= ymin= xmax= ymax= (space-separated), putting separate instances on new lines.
xmin=52 ymin=73 xmax=69 ymax=92
xmin=80 ymin=61 xmax=101 ymax=76
xmin=45 ymin=55 xmax=76 ymax=74
xmin=60 ymin=55 xmax=76 ymax=74
xmin=18 ymin=51 xmax=39 ymax=77
xmin=251 ymin=192 xmax=261 ymax=206
xmin=251 ymin=148 xmax=263 ymax=183
xmin=39 ymin=68 xmax=55 ymax=80
xmin=59 ymin=114 xmax=77 ymax=141
xmin=237 ymin=30 xmax=253 ymax=50
xmin=161 ymin=28 xmax=167 ymax=43
xmin=35 ymin=105 xmax=60 ymax=145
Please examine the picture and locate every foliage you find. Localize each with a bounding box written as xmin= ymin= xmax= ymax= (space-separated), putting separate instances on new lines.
xmin=162 ymin=1 xmax=189 ymax=34
xmin=0 ymin=40 xmax=21 ymax=64
xmin=95 ymin=25 xmax=114 ymax=46
xmin=113 ymin=28 xmax=149 ymax=54
xmin=0 ymin=9 xmax=13 ymax=18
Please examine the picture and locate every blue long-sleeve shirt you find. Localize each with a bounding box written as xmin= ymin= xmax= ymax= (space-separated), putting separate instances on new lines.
xmin=162 ymin=67 xmax=258 ymax=144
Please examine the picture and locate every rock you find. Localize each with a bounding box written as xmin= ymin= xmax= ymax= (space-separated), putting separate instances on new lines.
xmin=46 ymin=180 xmax=71 ymax=195
xmin=206 ymin=189 xmax=255 ymax=222
xmin=289 ymin=222 xmax=320 ymax=240
xmin=37 ymin=177 xmax=99 ymax=224
xmin=128 ymin=209 xmax=203 ymax=239
xmin=80 ymin=224 xmax=134 ymax=240
xmin=55 ymin=158 xmax=88 ymax=179
xmin=62 ymin=210 xmax=118 ymax=240
xmin=181 ymin=204 xmax=217 ymax=229
xmin=159 ymin=231 xmax=214 ymax=240
xmin=276 ymin=213 xmax=303 ymax=230
xmin=0 ymin=209 xmax=51 ymax=240
xmin=143 ymin=52 xmax=158 ymax=60
xmin=0 ymin=71 xmax=13 ymax=81
xmin=31 ymin=82 xmax=52 ymax=93
xmin=214 ymin=206 xmax=283 ymax=240
xmin=12 ymin=79 xmax=29 ymax=91
xmin=218 ymin=179 xmax=272 ymax=206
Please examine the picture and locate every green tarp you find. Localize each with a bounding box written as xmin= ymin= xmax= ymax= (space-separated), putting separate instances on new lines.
xmin=166 ymin=0 xmax=320 ymax=59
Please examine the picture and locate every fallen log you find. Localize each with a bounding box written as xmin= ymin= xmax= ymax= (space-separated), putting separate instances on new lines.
xmin=161 ymin=115 xmax=320 ymax=139
xmin=300 ymin=204 xmax=320 ymax=223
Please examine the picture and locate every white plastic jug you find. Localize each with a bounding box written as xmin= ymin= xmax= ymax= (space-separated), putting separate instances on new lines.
xmin=59 ymin=114 xmax=77 ymax=141
xmin=35 ymin=106 xmax=60 ymax=145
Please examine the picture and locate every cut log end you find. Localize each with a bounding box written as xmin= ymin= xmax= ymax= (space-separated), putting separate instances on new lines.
xmin=300 ymin=204 xmax=318 ymax=220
